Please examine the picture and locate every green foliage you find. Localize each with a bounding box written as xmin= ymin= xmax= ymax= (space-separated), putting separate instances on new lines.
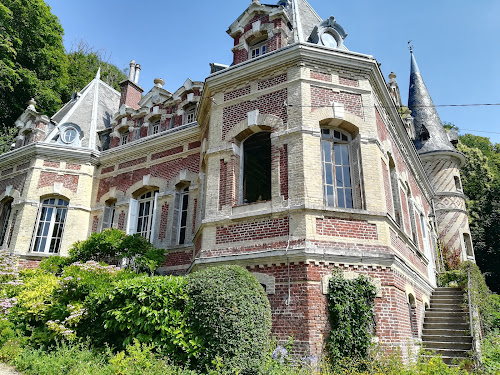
xmin=39 ymin=256 xmax=71 ymax=275
xmin=66 ymin=41 xmax=126 ymax=93
xmin=185 ymin=265 xmax=272 ymax=373
xmin=0 ymin=126 xmax=17 ymax=155
xmin=437 ymin=269 xmax=467 ymax=288
xmin=90 ymin=275 xmax=199 ymax=361
xmin=69 ymin=229 xmax=166 ymax=274
xmin=482 ymin=332 xmax=500 ymax=374
xmin=326 ymin=272 xmax=377 ymax=365
xmin=0 ymin=0 xmax=69 ymax=128
xmin=457 ymin=136 xmax=500 ymax=293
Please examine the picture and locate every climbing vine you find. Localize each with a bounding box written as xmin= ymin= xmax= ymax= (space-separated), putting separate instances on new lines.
xmin=326 ymin=271 xmax=377 ymax=364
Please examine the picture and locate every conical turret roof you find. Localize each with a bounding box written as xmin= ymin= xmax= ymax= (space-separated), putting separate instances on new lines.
xmin=408 ymin=51 xmax=455 ymax=154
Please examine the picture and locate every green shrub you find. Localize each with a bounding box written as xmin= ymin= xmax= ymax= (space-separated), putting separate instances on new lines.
xmin=90 ymin=275 xmax=199 ymax=362
xmin=39 ymin=256 xmax=71 ymax=275
xmin=326 ymin=272 xmax=376 ymax=365
xmin=69 ymin=229 xmax=165 ymax=274
xmin=185 ymin=265 xmax=271 ymax=374
xmin=437 ymin=269 xmax=467 ymax=288
xmin=482 ymin=332 xmax=500 ymax=374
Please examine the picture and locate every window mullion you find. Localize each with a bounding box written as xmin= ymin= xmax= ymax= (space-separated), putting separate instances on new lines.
xmin=44 ymin=206 xmax=56 ymax=253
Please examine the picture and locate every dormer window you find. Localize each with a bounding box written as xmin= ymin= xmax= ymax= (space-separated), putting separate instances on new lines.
xmin=184 ymin=106 xmax=196 ymax=125
xmin=251 ymin=41 xmax=267 ymax=59
xmin=321 ymin=32 xmax=338 ymax=48
xmin=120 ymin=131 xmax=129 ymax=146
xmin=149 ymin=120 xmax=160 ymax=135
xmin=62 ymin=127 xmax=77 ymax=144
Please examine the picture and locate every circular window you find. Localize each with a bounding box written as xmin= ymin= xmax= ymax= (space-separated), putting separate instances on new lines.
xmin=321 ymin=32 xmax=338 ymax=48
xmin=62 ymin=128 xmax=77 ymax=144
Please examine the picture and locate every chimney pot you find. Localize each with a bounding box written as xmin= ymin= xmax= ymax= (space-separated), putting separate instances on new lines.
xmin=134 ymin=64 xmax=141 ymax=84
xmin=129 ymin=60 xmax=136 ymax=81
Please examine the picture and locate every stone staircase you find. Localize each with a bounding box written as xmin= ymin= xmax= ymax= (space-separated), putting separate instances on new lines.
xmin=422 ymin=287 xmax=472 ymax=365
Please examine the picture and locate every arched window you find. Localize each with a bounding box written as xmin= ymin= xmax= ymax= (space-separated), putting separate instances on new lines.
xmin=33 ymin=198 xmax=69 ymax=253
xmin=463 ymin=233 xmax=473 ymax=257
xmin=0 ymin=198 xmax=13 ymax=246
xmin=242 ymin=132 xmax=271 ymax=204
xmin=321 ymin=128 xmax=352 ymax=208
xmin=101 ymin=200 xmax=116 ymax=231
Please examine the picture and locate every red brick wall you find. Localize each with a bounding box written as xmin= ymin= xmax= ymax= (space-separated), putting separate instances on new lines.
xmin=279 ymin=144 xmax=288 ymax=200
xmin=224 ymin=86 xmax=251 ymax=102
xmin=316 ymin=217 xmax=378 ymax=240
xmin=339 ymin=76 xmax=359 ymax=87
xmin=101 ymin=166 xmax=115 ymax=175
xmin=258 ymin=73 xmax=287 ymax=90
xmin=151 ymin=146 xmax=183 ymax=161
xmin=159 ymin=203 xmax=169 ymax=242
xmin=375 ymin=109 xmax=389 ymax=142
xmin=162 ymin=249 xmax=192 ymax=270
xmin=118 ymin=157 xmax=147 ymax=170
xmin=38 ymin=172 xmax=79 ymax=193
xmin=188 ymin=141 xmax=201 ymax=150
xmin=0 ymin=173 xmax=27 ymax=195
xmin=18 ymin=258 xmax=41 ymax=270
xmin=192 ymin=199 xmax=197 ymax=234
xmin=310 ymin=70 xmax=331 ymax=82
xmin=215 ymin=217 xmax=289 ymax=244
xmin=97 ymin=153 xmax=200 ymax=202
xmin=222 ymin=89 xmax=287 ymax=139
xmin=233 ymin=49 xmax=249 ymax=65
xmin=119 ymin=81 xmax=142 ymax=110
xmin=66 ymin=164 xmax=81 ymax=171
xmin=266 ymin=33 xmax=283 ymax=53
xmin=219 ymin=159 xmax=227 ymax=210
xmin=311 ymin=86 xmax=363 ymax=118
xmin=43 ymin=161 xmax=60 ymax=168
xmin=118 ymin=211 xmax=125 ymax=230
xmin=91 ymin=215 xmax=99 ymax=233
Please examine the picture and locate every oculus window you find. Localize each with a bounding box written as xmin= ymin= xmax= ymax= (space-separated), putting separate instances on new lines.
xmin=62 ymin=128 xmax=78 ymax=144
xmin=321 ymin=128 xmax=353 ymax=208
xmin=33 ymin=198 xmax=69 ymax=253
xmin=242 ymin=132 xmax=272 ymax=204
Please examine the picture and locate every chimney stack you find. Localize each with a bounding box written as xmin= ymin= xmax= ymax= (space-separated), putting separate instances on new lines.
xmin=119 ymin=59 xmax=144 ymax=110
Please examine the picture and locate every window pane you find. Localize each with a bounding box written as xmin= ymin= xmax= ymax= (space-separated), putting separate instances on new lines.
xmin=326 ymin=186 xmax=334 ymax=206
xmin=337 ymin=188 xmax=345 ymax=208
xmin=334 ymin=130 xmax=341 ymax=140
xmin=334 ymin=145 xmax=341 ymax=165
xmin=243 ymin=132 xmax=271 ymax=203
xmin=325 ymin=164 xmax=333 ymax=185
xmin=345 ymin=189 xmax=353 ymax=208
xmin=322 ymin=141 xmax=331 ymax=163
xmin=336 ymin=166 xmax=344 ymax=187
xmin=343 ymin=166 xmax=351 ymax=187
xmin=341 ymin=145 xmax=349 ymax=165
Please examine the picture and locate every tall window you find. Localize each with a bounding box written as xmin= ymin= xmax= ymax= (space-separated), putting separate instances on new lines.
xmin=101 ymin=201 xmax=116 ymax=231
xmin=242 ymin=132 xmax=271 ymax=204
xmin=136 ymin=191 xmax=158 ymax=240
xmin=463 ymin=233 xmax=473 ymax=257
xmin=389 ymin=156 xmax=402 ymax=225
xmin=0 ymin=198 xmax=13 ymax=246
xmin=120 ymin=131 xmax=129 ymax=145
xmin=321 ymin=128 xmax=352 ymax=208
xmin=173 ymin=186 xmax=189 ymax=244
xmin=33 ymin=198 xmax=69 ymax=253
xmin=407 ymin=187 xmax=417 ymax=243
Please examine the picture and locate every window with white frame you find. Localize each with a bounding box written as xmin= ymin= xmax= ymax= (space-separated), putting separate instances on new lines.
xmin=136 ymin=191 xmax=159 ymax=241
xmin=173 ymin=186 xmax=189 ymax=245
xmin=321 ymin=128 xmax=353 ymax=208
xmin=251 ymin=41 xmax=267 ymax=59
xmin=149 ymin=120 xmax=160 ymax=136
xmin=32 ymin=198 xmax=69 ymax=253
xmin=101 ymin=201 xmax=116 ymax=231
xmin=184 ymin=107 xmax=196 ymax=125
xmin=0 ymin=198 xmax=13 ymax=246
xmin=120 ymin=131 xmax=129 ymax=146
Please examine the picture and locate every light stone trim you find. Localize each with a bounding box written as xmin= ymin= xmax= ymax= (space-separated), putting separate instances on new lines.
xmin=251 ymin=272 xmax=276 ymax=294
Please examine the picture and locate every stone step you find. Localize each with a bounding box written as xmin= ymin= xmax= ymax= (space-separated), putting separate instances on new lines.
xmin=423 ymin=322 xmax=469 ymax=331
xmin=422 ymin=328 xmax=469 ymax=337
xmin=425 ymin=310 xmax=468 ymax=318
xmin=432 ymin=291 xmax=464 ymax=297
xmin=423 ymin=341 xmax=473 ymax=351
xmin=422 ymin=348 xmax=470 ymax=358
xmin=430 ymin=298 xmax=465 ymax=305
xmin=429 ymin=303 xmax=466 ymax=311
xmin=422 ymin=335 xmax=472 ymax=343
xmin=424 ymin=316 xmax=468 ymax=324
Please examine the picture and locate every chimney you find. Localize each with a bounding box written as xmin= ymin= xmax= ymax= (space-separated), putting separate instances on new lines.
xmin=120 ymin=60 xmax=144 ymax=110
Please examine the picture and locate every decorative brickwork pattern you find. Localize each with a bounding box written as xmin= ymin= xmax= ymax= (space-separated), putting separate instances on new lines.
xmin=43 ymin=161 xmax=60 ymax=168
xmin=219 ymin=159 xmax=227 ymax=210
xmin=280 ymin=144 xmax=288 ymax=200
xmin=66 ymin=164 xmax=81 ymax=171
xmin=118 ymin=157 xmax=147 ymax=170
xmin=339 ymin=76 xmax=359 ymax=87
xmin=159 ymin=203 xmax=169 ymax=241
xmin=316 ymin=217 xmax=378 ymax=240
xmin=188 ymin=141 xmax=201 ymax=150
xmin=215 ymin=217 xmax=289 ymax=244
xmin=91 ymin=216 xmax=99 ymax=233
xmin=244 ymin=14 xmax=270 ymax=32
xmin=258 ymin=73 xmax=287 ymax=90
xmin=310 ymin=70 xmax=331 ymax=82
xmin=97 ymin=153 xmax=200 ymax=201
xmin=224 ymin=86 xmax=251 ymax=101
xmin=101 ymin=166 xmax=115 ymax=174
xmin=0 ymin=173 xmax=27 ymax=195
xmin=1 ymin=168 xmax=13 ymax=176
xmin=151 ymin=146 xmax=183 ymax=161
xmin=311 ymin=86 xmax=363 ymax=118
xmin=375 ymin=109 xmax=389 ymax=142
xmin=16 ymin=162 xmax=30 ymax=171
xmin=266 ymin=33 xmax=284 ymax=54
xmin=222 ymin=89 xmax=287 ymax=139
xmin=233 ymin=49 xmax=249 ymax=65
xmin=117 ymin=211 xmax=125 ymax=230
xmin=38 ymin=172 xmax=79 ymax=193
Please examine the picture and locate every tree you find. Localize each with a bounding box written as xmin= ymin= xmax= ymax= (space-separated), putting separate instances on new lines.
xmin=66 ymin=41 xmax=126 ymax=93
xmin=457 ymin=137 xmax=500 ymax=293
xmin=0 ymin=0 xmax=69 ymax=128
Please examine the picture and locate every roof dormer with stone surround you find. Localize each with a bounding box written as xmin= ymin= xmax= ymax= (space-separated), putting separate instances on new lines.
xmin=108 ymin=67 xmax=203 ymax=150
xmin=227 ymin=0 xmax=294 ymax=65
xmin=13 ymin=99 xmax=51 ymax=149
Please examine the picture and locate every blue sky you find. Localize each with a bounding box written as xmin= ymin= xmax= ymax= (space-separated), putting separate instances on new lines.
xmin=46 ymin=0 xmax=500 ymax=144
